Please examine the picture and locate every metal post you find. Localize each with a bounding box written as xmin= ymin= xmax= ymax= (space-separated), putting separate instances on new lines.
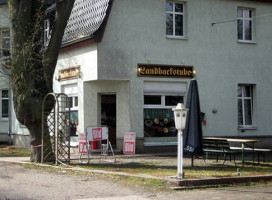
xmin=55 ymin=103 xmax=58 ymax=165
xmin=177 ymin=131 xmax=183 ymax=179
xmin=242 ymin=142 xmax=244 ymax=166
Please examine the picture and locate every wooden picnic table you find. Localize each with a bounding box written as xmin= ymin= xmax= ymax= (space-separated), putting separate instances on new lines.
xmin=226 ymin=138 xmax=259 ymax=166
xmin=203 ymin=137 xmax=259 ymax=166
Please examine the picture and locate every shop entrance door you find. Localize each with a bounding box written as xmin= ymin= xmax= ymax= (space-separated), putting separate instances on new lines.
xmin=101 ymin=94 xmax=116 ymax=147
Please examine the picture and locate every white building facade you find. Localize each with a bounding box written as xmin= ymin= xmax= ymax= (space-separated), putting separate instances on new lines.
xmin=0 ymin=1 xmax=10 ymax=136
xmin=0 ymin=0 xmax=30 ymax=146
xmin=52 ymin=0 xmax=272 ymax=152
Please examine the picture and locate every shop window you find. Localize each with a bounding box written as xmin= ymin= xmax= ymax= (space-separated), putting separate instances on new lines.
xmin=144 ymin=95 xmax=183 ymax=137
xmin=166 ymin=1 xmax=187 ymax=38
xmin=237 ymin=8 xmax=255 ymax=42
xmin=238 ymin=84 xmax=255 ymax=128
xmin=1 ymin=89 xmax=9 ymax=119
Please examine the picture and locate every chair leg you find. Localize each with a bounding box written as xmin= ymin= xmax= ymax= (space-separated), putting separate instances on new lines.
xmin=222 ymin=153 xmax=227 ymax=165
xmin=204 ymin=152 xmax=208 ymax=164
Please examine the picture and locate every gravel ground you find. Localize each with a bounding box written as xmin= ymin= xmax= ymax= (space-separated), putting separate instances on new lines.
xmin=1 ymin=155 xmax=272 ymax=200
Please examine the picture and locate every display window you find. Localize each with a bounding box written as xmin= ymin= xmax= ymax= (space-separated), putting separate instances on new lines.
xmin=144 ymin=95 xmax=183 ymax=137
xmin=63 ymin=84 xmax=78 ymax=136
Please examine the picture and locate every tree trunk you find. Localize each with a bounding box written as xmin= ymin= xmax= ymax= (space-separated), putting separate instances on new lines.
xmin=8 ymin=0 xmax=75 ymax=163
xmin=27 ymin=121 xmax=43 ymax=162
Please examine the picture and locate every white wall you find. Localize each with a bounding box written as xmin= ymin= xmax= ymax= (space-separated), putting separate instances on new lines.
xmin=56 ymin=44 xmax=98 ymax=82
xmin=83 ymin=80 xmax=130 ymax=139
xmin=54 ymin=43 xmax=99 ymax=134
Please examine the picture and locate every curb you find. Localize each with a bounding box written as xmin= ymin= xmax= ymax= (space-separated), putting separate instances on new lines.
xmin=167 ymin=175 xmax=272 ymax=189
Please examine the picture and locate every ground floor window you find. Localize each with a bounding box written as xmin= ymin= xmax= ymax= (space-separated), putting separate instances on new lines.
xmin=63 ymin=84 xmax=79 ymax=136
xmin=238 ymin=84 xmax=254 ymax=128
xmin=67 ymin=96 xmax=78 ymax=136
xmin=144 ymin=95 xmax=183 ymax=137
xmin=1 ymin=89 xmax=9 ymax=119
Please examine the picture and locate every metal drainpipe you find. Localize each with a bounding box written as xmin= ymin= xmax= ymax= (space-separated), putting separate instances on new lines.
xmin=8 ymin=77 xmax=12 ymax=145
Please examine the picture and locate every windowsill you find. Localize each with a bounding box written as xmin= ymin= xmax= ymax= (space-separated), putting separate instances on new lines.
xmin=238 ymin=126 xmax=257 ymax=130
xmin=166 ymin=35 xmax=188 ymax=40
xmin=0 ymin=118 xmax=9 ymax=122
xmin=144 ymin=142 xmax=177 ymax=146
xmin=237 ymin=40 xmax=256 ymax=44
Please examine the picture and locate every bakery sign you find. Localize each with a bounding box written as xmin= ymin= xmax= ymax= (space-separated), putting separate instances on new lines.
xmin=58 ymin=66 xmax=80 ymax=81
xmin=137 ymin=64 xmax=194 ymax=79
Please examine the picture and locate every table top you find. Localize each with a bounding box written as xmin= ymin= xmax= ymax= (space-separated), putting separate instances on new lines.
xmin=203 ymin=137 xmax=259 ymax=143
xmin=226 ymin=138 xmax=259 ymax=143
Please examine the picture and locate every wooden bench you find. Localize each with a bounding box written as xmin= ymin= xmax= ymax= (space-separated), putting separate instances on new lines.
xmin=230 ymin=146 xmax=272 ymax=164
xmin=203 ymin=138 xmax=237 ymax=164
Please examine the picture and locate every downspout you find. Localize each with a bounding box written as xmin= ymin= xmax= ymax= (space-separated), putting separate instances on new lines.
xmin=8 ymin=77 xmax=12 ymax=144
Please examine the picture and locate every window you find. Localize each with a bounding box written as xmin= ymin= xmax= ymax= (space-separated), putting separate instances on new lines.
xmin=1 ymin=89 xmax=9 ymax=119
xmin=144 ymin=94 xmax=183 ymax=137
xmin=238 ymin=85 xmax=254 ymax=128
xmin=0 ymin=28 xmax=10 ymax=61
xmin=67 ymin=96 xmax=78 ymax=109
xmin=66 ymin=95 xmax=78 ymax=136
xmin=44 ymin=19 xmax=51 ymax=46
xmin=237 ymin=8 xmax=254 ymax=42
xmin=166 ymin=1 xmax=186 ymax=38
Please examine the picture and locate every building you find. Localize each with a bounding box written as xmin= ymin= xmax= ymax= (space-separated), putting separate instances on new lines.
xmin=0 ymin=0 xmax=31 ymax=146
xmin=3 ymin=0 xmax=272 ymax=151
xmin=50 ymin=0 xmax=272 ymax=153
xmin=0 ymin=0 xmax=11 ymax=143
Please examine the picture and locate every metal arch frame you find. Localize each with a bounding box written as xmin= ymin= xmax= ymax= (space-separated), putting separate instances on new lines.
xmin=42 ymin=93 xmax=71 ymax=164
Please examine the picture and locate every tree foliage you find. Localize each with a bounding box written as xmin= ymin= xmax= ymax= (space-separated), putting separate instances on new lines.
xmin=8 ymin=0 xmax=75 ymax=162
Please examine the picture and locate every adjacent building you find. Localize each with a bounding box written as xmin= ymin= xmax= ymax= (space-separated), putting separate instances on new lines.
xmin=0 ymin=0 xmax=30 ymax=145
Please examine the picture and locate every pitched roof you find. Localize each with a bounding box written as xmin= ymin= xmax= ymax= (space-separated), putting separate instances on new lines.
xmin=62 ymin=0 xmax=113 ymax=45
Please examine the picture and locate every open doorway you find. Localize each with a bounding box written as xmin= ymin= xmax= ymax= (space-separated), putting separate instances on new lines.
xmin=100 ymin=94 xmax=116 ymax=147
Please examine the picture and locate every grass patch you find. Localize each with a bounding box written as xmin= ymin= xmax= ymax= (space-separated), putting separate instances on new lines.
xmin=184 ymin=164 xmax=272 ymax=179
xmin=0 ymin=145 xmax=30 ymax=157
xmin=21 ymin=157 xmax=272 ymax=191
xmin=71 ymin=161 xmax=272 ymax=179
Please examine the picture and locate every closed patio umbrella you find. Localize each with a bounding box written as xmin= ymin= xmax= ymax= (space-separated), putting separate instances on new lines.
xmin=183 ymin=79 xmax=203 ymax=166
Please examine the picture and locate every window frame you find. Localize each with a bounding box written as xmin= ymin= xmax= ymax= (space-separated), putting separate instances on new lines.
xmin=66 ymin=95 xmax=78 ymax=111
xmin=0 ymin=89 xmax=9 ymax=120
xmin=166 ymin=1 xmax=187 ymax=39
xmin=238 ymin=84 xmax=255 ymax=129
xmin=144 ymin=94 xmax=184 ymax=109
xmin=237 ymin=7 xmax=255 ymax=43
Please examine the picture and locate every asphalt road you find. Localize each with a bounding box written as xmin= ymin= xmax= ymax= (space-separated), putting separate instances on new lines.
xmin=1 ymin=161 xmax=272 ymax=200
